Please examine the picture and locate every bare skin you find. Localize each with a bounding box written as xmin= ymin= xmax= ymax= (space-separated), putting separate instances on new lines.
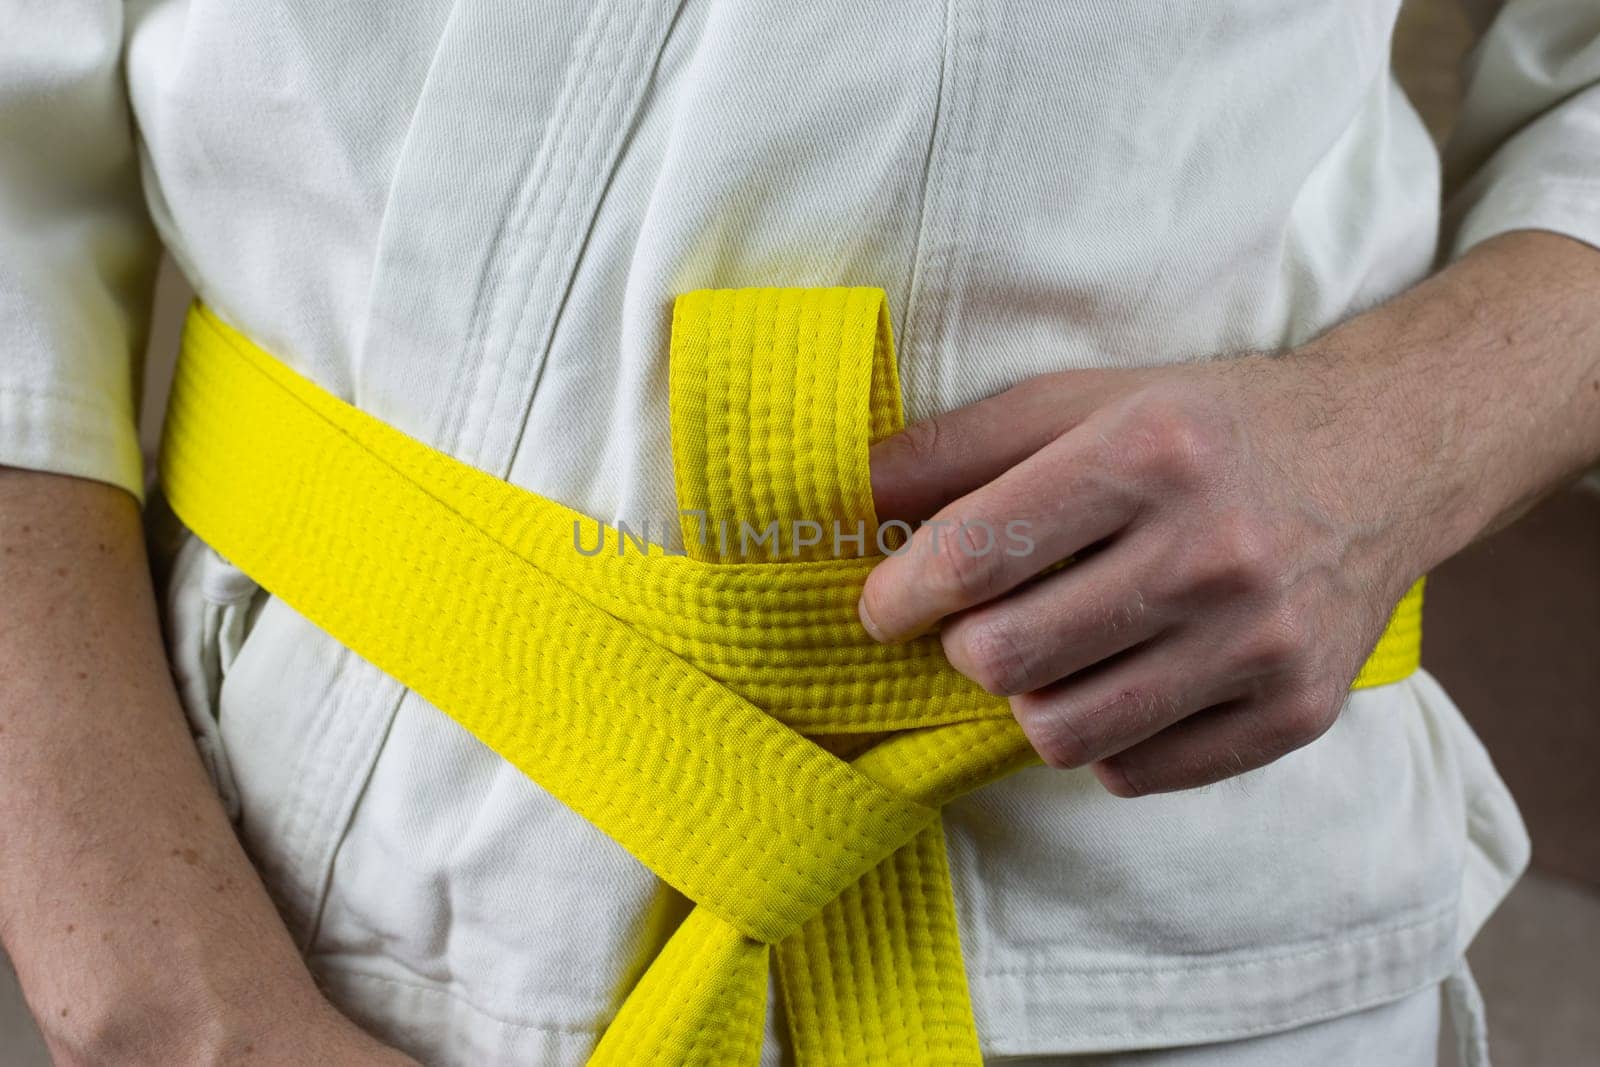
xmin=862 ymin=230 xmax=1600 ymax=796
xmin=1 ymin=230 xmax=1595 ymax=1059
xmin=0 ymin=470 xmax=416 ymax=1064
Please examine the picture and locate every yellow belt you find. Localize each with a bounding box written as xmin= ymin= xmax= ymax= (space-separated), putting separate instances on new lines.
xmin=159 ymin=288 xmax=1423 ymax=1064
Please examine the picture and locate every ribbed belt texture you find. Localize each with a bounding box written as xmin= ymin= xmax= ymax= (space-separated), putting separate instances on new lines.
xmin=158 ymin=289 xmax=1425 ymax=1065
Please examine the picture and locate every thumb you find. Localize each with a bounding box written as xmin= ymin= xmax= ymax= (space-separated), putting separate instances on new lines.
xmin=869 ymin=368 xmax=1127 ymax=525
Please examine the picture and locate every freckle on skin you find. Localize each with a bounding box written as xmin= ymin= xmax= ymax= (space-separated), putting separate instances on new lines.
xmin=65 ymin=924 xmax=74 ymax=933
xmin=151 ymin=918 xmax=160 ymax=928
xmin=54 ymin=567 xmax=67 ymax=578
xmin=178 ymin=848 xmax=199 ymax=865
xmin=77 ymin=671 xmax=87 ymax=681
xmin=60 ymin=1008 xmax=68 ymax=1018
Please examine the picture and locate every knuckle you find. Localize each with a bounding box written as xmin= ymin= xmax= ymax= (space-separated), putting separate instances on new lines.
xmin=889 ymin=415 xmax=945 ymax=471
xmin=1236 ymin=609 xmax=1309 ymax=674
xmin=1196 ymin=512 xmax=1281 ymax=597
xmin=1098 ymin=758 xmax=1144 ymax=798
xmin=928 ymin=521 xmax=1003 ymax=601
xmin=948 ymin=616 xmax=1033 ymax=696
xmin=1309 ymin=678 xmax=1351 ymax=725
xmin=1011 ymin=694 xmax=1095 ymax=769
xmin=1269 ymin=683 xmax=1341 ymax=748
xmin=1129 ymin=393 xmax=1221 ymax=488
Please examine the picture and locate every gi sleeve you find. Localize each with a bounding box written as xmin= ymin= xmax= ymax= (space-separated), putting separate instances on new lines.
xmin=1444 ymin=0 xmax=1600 ymax=259
xmin=0 ymin=1 xmax=161 ymax=501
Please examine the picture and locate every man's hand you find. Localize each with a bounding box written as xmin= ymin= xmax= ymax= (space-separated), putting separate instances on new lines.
xmin=862 ymin=230 xmax=1600 ymax=796
xmin=861 ymin=359 xmax=1414 ymax=797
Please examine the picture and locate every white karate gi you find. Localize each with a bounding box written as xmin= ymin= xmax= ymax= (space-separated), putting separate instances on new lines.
xmin=7 ymin=2 xmax=1597 ymax=1062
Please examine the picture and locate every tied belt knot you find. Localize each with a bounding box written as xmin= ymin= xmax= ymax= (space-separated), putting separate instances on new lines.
xmin=159 ymin=287 xmax=1423 ymax=1064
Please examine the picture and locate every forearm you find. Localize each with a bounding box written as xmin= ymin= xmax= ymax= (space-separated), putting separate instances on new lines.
xmin=0 ymin=469 xmax=346 ymax=1062
xmin=1300 ymin=230 xmax=1600 ymax=575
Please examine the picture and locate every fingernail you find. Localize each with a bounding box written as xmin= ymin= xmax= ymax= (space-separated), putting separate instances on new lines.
xmin=1095 ymin=760 xmax=1141 ymax=799
xmin=857 ymin=595 xmax=888 ymax=643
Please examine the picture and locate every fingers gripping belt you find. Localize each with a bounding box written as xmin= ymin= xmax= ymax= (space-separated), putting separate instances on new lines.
xmin=158 ymin=288 xmax=1424 ymax=1065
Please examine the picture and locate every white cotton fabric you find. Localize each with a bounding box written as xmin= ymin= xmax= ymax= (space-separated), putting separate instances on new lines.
xmin=6 ymin=1 xmax=1596 ymax=1061
xmin=988 ymin=976 xmax=1444 ymax=1066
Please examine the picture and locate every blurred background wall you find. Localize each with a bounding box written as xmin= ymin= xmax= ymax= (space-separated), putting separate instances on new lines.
xmin=1394 ymin=3 xmax=1600 ymax=1062
xmin=3 ymin=1 xmax=1596 ymax=1064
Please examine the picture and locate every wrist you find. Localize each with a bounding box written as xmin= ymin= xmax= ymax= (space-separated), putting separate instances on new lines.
xmin=40 ymin=961 xmax=335 ymax=1066
xmin=1278 ymin=293 xmax=1504 ymax=587
xmin=1312 ymin=231 xmax=1600 ymax=573
xmin=47 ymin=979 xmax=356 ymax=1067
xmin=1225 ymin=342 xmax=1450 ymax=608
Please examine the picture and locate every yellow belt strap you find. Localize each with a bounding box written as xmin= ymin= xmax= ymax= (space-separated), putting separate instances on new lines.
xmin=158 ymin=289 xmax=1424 ymax=1064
